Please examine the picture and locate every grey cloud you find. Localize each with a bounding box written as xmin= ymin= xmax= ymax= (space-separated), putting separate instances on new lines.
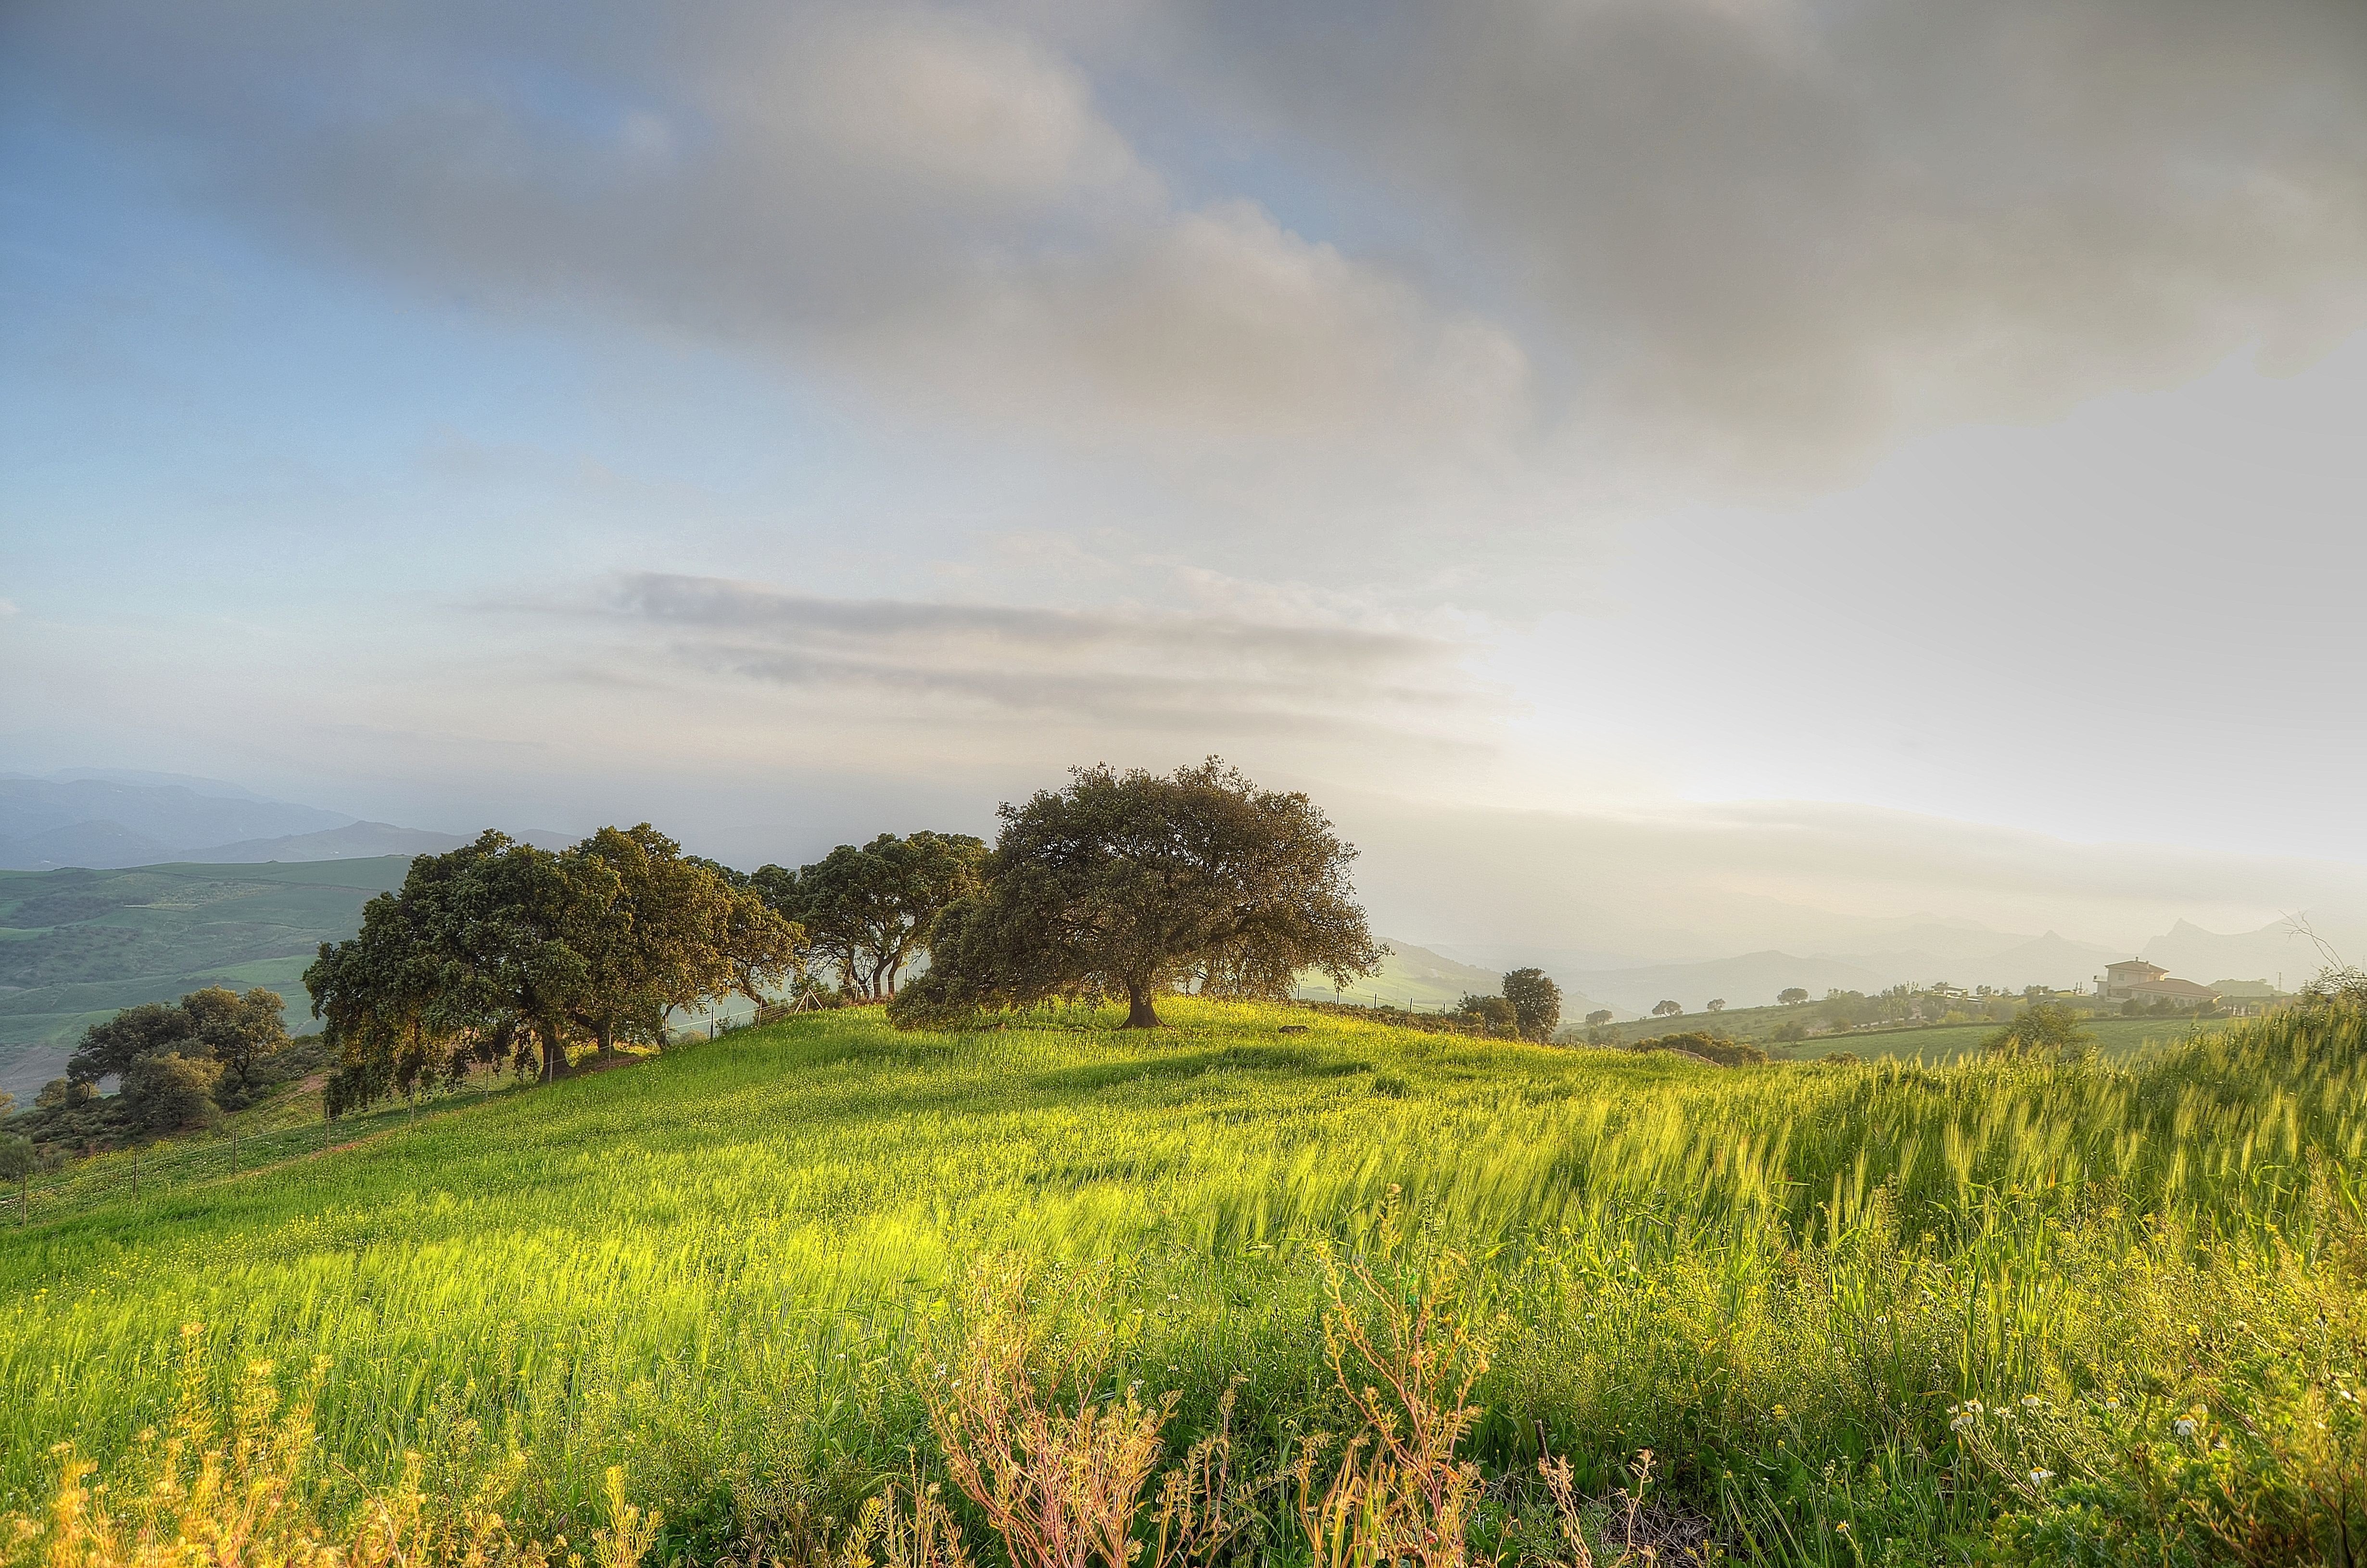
xmin=12 ymin=0 xmax=2360 ymax=542
xmin=1153 ymin=0 xmax=2367 ymax=490
xmin=613 ymin=572 xmax=1444 ymax=669
xmin=9 ymin=0 xmax=1522 ymax=449
xmin=600 ymin=572 xmax=1497 ymax=729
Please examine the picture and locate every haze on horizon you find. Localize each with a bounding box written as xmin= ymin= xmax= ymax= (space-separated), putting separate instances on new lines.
xmin=5 ymin=0 xmax=2366 ymax=964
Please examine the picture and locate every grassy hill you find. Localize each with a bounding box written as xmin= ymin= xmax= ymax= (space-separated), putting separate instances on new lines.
xmin=0 ymin=857 xmax=410 ymax=1100
xmin=4 ymin=999 xmax=2364 ymax=1563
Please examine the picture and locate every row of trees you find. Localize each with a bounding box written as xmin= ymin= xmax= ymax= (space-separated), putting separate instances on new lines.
xmin=746 ymin=832 xmax=985 ymax=1000
xmin=1456 ymin=968 xmax=1562 ymax=1042
xmin=12 ymin=986 xmax=302 ymax=1145
xmin=306 ymin=826 xmax=805 ymax=1109
xmin=35 ymin=761 xmax=1380 ymax=1120
xmin=305 ymin=824 xmax=995 ymax=1111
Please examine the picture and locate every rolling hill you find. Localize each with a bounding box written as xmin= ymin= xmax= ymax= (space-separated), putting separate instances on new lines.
xmin=0 ymin=1000 xmax=2354 ymax=1563
xmin=0 ymin=857 xmax=416 ymax=1100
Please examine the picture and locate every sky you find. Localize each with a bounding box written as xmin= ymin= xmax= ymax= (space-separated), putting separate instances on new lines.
xmin=4 ymin=0 xmax=2366 ymax=963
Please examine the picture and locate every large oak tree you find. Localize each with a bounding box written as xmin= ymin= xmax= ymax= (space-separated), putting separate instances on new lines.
xmin=891 ymin=760 xmax=1382 ymax=1029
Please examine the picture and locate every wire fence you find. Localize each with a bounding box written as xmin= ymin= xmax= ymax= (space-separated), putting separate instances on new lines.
xmin=0 ymin=1080 xmax=511 ymax=1231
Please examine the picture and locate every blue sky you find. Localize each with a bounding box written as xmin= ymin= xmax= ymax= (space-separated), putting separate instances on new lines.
xmin=6 ymin=0 xmax=2367 ymax=956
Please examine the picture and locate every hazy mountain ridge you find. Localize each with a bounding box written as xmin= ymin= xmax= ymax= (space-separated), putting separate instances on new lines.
xmin=0 ymin=772 xmax=585 ymax=868
xmin=2139 ymin=918 xmax=2325 ymax=990
xmin=0 ymin=775 xmax=356 ymax=869
xmin=188 ymin=822 xmax=473 ymax=863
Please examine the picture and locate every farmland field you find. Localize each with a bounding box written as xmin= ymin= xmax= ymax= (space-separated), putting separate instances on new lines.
xmin=1601 ymin=1007 xmax=2221 ymax=1064
xmin=5 ymin=999 xmax=2367 ymax=1564
xmin=1781 ymin=1014 xmax=2218 ymax=1063
xmin=0 ymin=858 xmax=412 ymax=1085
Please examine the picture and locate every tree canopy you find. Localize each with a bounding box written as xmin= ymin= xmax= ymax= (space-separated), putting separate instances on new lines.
xmin=63 ymin=985 xmax=291 ymax=1129
xmin=1985 ymin=1001 xmax=2094 ymax=1060
xmin=307 ymin=826 xmax=804 ymax=1112
xmin=1457 ymin=994 xmax=1519 ymax=1034
xmin=1501 ymin=968 xmax=1562 ymax=1040
xmin=890 ymin=760 xmax=1381 ymax=1029
xmin=754 ymin=832 xmax=986 ymax=999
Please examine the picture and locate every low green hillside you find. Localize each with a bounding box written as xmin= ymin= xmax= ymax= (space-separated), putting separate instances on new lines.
xmin=1599 ymin=1004 xmax=2219 ymax=1063
xmin=5 ymin=999 xmax=2365 ymax=1564
xmin=0 ymin=858 xmax=408 ymax=1096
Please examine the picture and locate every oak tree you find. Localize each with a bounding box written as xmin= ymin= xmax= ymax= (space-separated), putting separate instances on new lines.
xmin=892 ymin=760 xmax=1380 ymax=1029
xmin=759 ymin=832 xmax=985 ymax=999
xmin=1501 ymin=968 xmax=1563 ymax=1041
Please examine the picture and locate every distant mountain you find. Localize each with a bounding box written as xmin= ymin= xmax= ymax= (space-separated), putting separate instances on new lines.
xmin=0 ymin=818 xmax=178 ymax=870
xmin=1383 ymin=940 xmax=1509 ymax=997
xmin=22 ymin=768 xmax=280 ymax=802
xmin=0 ymin=856 xmax=419 ymax=1051
xmin=2141 ymin=919 xmax=2326 ymax=990
xmin=1966 ymin=931 xmax=2126 ymax=991
xmin=1804 ymin=922 xmax=2038 ymax=970
xmin=0 ymin=776 xmax=354 ymax=868
xmin=185 ymin=821 xmax=471 ymax=863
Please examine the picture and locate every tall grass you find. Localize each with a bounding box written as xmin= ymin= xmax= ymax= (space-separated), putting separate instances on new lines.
xmin=4 ymin=999 xmax=2365 ymax=1563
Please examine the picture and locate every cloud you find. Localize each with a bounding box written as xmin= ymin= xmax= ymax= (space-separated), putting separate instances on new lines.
xmin=23 ymin=0 xmax=2355 ymax=575
xmin=12 ymin=0 xmax=1522 ymax=453
xmin=1157 ymin=0 xmax=2367 ymax=491
xmin=597 ymin=572 xmax=1492 ymax=734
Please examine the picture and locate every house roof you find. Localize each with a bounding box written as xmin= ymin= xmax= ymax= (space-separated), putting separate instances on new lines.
xmin=2105 ymin=958 xmax=2168 ymax=976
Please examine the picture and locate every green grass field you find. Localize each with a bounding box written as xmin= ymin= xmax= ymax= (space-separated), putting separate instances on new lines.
xmin=5 ymin=999 xmax=2366 ymax=1564
xmin=1781 ymin=1014 xmax=2219 ymax=1063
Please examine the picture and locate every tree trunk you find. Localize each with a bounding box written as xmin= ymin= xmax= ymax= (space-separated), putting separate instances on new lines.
xmin=1123 ymin=978 xmax=1162 ymax=1029
xmin=541 ymin=1031 xmax=570 ymax=1082
xmin=598 ymin=1020 xmax=614 ymax=1060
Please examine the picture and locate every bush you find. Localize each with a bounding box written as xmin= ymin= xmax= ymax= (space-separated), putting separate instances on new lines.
xmin=1455 ymin=995 xmax=1519 ymax=1035
xmin=120 ymin=1051 xmax=226 ymax=1131
xmin=1629 ymin=1031 xmax=1768 ymax=1067
xmin=1986 ymin=1002 xmax=2093 ymax=1060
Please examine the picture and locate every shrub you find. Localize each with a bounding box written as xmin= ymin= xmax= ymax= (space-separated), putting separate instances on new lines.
xmin=120 ymin=1051 xmax=226 ymax=1132
xmin=1628 ymin=1032 xmax=1767 ymax=1067
xmin=1985 ymin=1002 xmax=2092 ymax=1060
xmin=1456 ymin=995 xmax=1519 ymax=1035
